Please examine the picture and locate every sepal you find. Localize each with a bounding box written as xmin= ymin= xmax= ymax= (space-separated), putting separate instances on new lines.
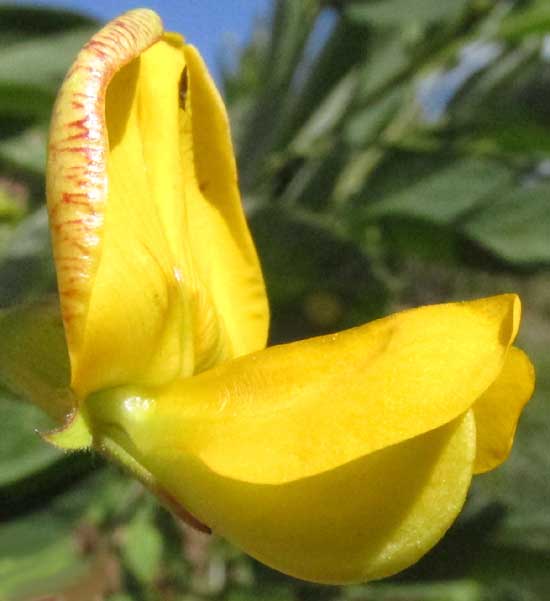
xmin=42 ymin=408 xmax=92 ymax=450
xmin=0 ymin=298 xmax=74 ymax=422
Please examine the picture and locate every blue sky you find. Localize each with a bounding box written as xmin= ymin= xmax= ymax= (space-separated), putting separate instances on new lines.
xmin=13 ymin=0 xmax=273 ymax=80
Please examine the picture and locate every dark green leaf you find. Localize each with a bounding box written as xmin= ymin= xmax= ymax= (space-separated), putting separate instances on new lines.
xmin=344 ymin=87 xmax=403 ymax=147
xmin=345 ymin=0 xmax=470 ymax=28
xmin=273 ymin=15 xmax=369 ymax=151
xmin=0 ymin=299 xmax=73 ymax=422
xmin=344 ymin=580 xmax=482 ymax=601
xmin=0 ymin=27 xmax=98 ymax=90
xmin=290 ymin=71 xmax=358 ymax=155
xmin=237 ymin=0 xmax=320 ymax=188
xmin=355 ymin=29 xmax=410 ymax=102
xmin=365 ymin=158 xmax=512 ymax=225
xmin=0 ymin=208 xmax=55 ymax=307
xmin=0 ymin=467 xmax=123 ymax=600
xmin=0 ymin=126 xmax=47 ymax=174
xmin=0 ymin=516 xmax=88 ymax=600
xmin=250 ymin=206 xmax=387 ymax=343
xmin=0 ymin=84 xmax=53 ymax=121
xmin=0 ymin=6 xmax=97 ymax=37
xmin=121 ymin=505 xmax=164 ymax=585
xmin=463 ymin=182 xmax=550 ymax=264
xmin=500 ymin=0 xmax=550 ymax=40
xmin=0 ymin=393 xmax=60 ymax=489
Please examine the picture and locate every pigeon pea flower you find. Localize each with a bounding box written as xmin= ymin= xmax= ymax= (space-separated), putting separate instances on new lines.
xmin=2 ymin=9 xmax=535 ymax=585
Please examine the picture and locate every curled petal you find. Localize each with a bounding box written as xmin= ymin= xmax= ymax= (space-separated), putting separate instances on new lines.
xmin=472 ymin=346 xmax=535 ymax=473
xmin=47 ymin=10 xmax=268 ymax=397
xmin=47 ymin=9 xmax=164 ymax=396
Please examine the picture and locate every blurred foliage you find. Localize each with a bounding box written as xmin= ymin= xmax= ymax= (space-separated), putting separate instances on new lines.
xmin=0 ymin=0 xmax=549 ymax=599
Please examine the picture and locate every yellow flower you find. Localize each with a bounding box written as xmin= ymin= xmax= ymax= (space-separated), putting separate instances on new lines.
xmin=3 ymin=8 xmax=535 ymax=585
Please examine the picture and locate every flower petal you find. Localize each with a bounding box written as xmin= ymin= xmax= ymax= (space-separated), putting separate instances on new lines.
xmin=47 ymin=11 xmax=268 ymax=397
xmin=47 ymin=9 xmax=164 ymax=397
xmin=181 ymin=45 xmax=269 ymax=363
xmin=74 ymin=33 xmax=195 ymax=396
xmin=472 ymin=346 xmax=535 ymax=474
xmin=124 ymin=294 xmax=518 ymax=485
xmin=136 ymin=412 xmax=476 ymax=583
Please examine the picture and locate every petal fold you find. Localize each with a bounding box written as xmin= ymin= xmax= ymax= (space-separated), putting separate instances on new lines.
xmin=87 ymin=390 xmax=475 ymax=583
xmin=155 ymin=413 xmax=475 ymax=584
xmin=472 ymin=346 xmax=535 ymax=473
xmin=182 ymin=45 xmax=269 ymax=361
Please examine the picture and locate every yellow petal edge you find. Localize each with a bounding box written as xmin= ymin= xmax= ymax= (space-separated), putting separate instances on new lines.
xmin=473 ymin=346 xmax=534 ymax=473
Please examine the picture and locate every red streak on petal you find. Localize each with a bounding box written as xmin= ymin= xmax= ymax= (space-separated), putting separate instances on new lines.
xmin=46 ymin=9 xmax=163 ymax=357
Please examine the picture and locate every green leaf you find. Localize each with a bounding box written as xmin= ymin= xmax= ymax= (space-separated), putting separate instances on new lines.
xmin=462 ymin=182 xmax=550 ymax=264
xmin=346 ymin=0 xmax=470 ymax=28
xmin=0 ymin=299 xmax=73 ymax=422
xmin=290 ymin=70 xmax=358 ymax=155
xmin=345 ymin=580 xmax=482 ymax=601
xmin=365 ymin=157 xmax=512 ymax=225
xmin=0 ymin=467 xmax=121 ymax=600
xmin=355 ymin=29 xmax=410 ymax=102
xmin=275 ymin=143 xmax=350 ymax=210
xmin=0 ymin=6 xmax=97 ymax=38
xmin=0 ymin=27 xmax=98 ymax=90
xmin=273 ymin=15 xmax=370 ymax=151
xmin=122 ymin=505 xmax=163 ymax=585
xmin=381 ymin=219 xmax=460 ymax=263
xmin=0 ymin=207 xmax=55 ymax=306
xmin=0 ymin=126 xmax=48 ymax=174
xmin=499 ymin=0 xmax=550 ymax=40
xmin=344 ymin=86 xmax=403 ymax=147
xmin=0 ymin=180 xmax=26 ymax=222
xmin=250 ymin=206 xmax=387 ymax=342
xmin=0 ymin=392 xmax=60 ymax=489
xmin=237 ymin=0 xmax=320 ymax=188
xmin=0 ymin=514 xmax=89 ymax=600
xmin=446 ymin=43 xmax=538 ymax=130
xmin=465 ymin=120 xmax=550 ymax=157
xmin=261 ymin=0 xmax=319 ymax=93
xmin=0 ymin=84 xmax=53 ymax=121
xmin=472 ymin=547 xmax=550 ymax=601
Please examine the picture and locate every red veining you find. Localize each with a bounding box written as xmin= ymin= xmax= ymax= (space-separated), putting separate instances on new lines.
xmin=46 ymin=9 xmax=163 ymax=353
